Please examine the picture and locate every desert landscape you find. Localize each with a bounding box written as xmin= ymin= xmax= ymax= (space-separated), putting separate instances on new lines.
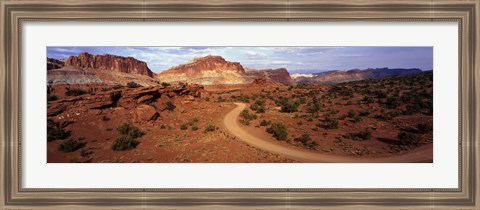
xmin=47 ymin=47 xmax=433 ymax=163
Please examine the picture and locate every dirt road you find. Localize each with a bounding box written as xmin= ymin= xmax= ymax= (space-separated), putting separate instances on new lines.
xmin=223 ymin=103 xmax=433 ymax=163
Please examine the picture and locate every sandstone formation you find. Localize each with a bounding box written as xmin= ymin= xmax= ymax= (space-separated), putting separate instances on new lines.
xmin=48 ymin=84 xmax=204 ymax=123
xmin=245 ymin=68 xmax=293 ymax=85
xmin=65 ymin=52 xmax=154 ymax=77
xmin=158 ymin=55 xmax=247 ymax=85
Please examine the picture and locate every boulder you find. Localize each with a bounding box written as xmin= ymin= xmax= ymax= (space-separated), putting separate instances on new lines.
xmin=133 ymin=104 xmax=159 ymax=122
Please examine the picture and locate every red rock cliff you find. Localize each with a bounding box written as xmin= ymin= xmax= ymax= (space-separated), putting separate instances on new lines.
xmin=65 ymin=52 xmax=154 ymax=77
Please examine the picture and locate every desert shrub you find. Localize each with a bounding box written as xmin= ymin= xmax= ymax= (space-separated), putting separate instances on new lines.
xmin=359 ymin=111 xmax=370 ymax=116
xmin=47 ymin=95 xmax=58 ymax=101
xmin=280 ymin=102 xmax=298 ymax=113
xmin=166 ymin=101 xmax=176 ymax=111
xmin=161 ymin=82 xmax=170 ymax=87
xmin=260 ymin=120 xmax=271 ymax=126
xmin=374 ymin=111 xmax=400 ymax=120
xmin=117 ymin=123 xmax=144 ymax=138
xmin=193 ymin=118 xmax=199 ymax=123
xmin=294 ymin=134 xmax=311 ymax=144
xmin=126 ymin=82 xmax=142 ymax=88
xmin=250 ymin=100 xmax=266 ymax=113
xmin=191 ymin=126 xmax=199 ymax=131
xmin=47 ymin=120 xmax=70 ymax=141
xmin=160 ymin=124 xmax=167 ymax=129
xmin=376 ymin=91 xmax=388 ymax=98
xmin=180 ymin=124 xmax=188 ymax=130
xmin=65 ymin=89 xmax=87 ymax=96
xmin=347 ymin=110 xmax=356 ymax=118
xmin=324 ymin=117 xmax=339 ymax=129
xmin=398 ymin=131 xmax=420 ymax=146
xmin=57 ymin=138 xmax=84 ymax=153
xmin=204 ymin=124 xmax=217 ymax=133
xmin=240 ymin=110 xmax=257 ymax=120
xmin=362 ymin=96 xmax=373 ymax=103
xmin=404 ymin=104 xmax=421 ymax=115
xmin=267 ymin=122 xmax=288 ymax=141
xmin=384 ymin=97 xmax=400 ymax=108
xmin=111 ymin=135 xmax=139 ymax=151
xmin=233 ymin=95 xmax=250 ymax=103
xmin=101 ymin=116 xmax=110 ymax=121
xmin=352 ymin=115 xmax=361 ymax=123
xmin=345 ymin=101 xmax=353 ymax=105
xmin=417 ymin=123 xmax=433 ymax=133
xmin=346 ymin=129 xmax=372 ymax=141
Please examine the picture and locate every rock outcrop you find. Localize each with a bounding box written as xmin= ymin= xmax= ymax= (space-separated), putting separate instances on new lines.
xmin=65 ymin=52 xmax=154 ymax=77
xmin=47 ymin=58 xmax=64 ymax=70
xmin=245 ymin=68 xmax=292 ymax=85
xmin=158 ymin=55 xmax=247 ymax=85
xmin=48 ymin=84 xmax=204 ymax=123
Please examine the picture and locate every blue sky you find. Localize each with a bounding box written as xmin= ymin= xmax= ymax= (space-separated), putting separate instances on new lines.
xmin=47 ymin=47 xmax=433 ymax=73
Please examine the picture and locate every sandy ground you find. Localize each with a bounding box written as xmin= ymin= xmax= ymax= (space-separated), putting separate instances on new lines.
xmin=223 ymin=103 xmax=433 ymax=163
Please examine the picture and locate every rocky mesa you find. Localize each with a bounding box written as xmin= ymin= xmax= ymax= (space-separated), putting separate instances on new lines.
xmin=158 ymin=55 xmax=247 ymax=85
xmin=65 ymin=52 xmax=154 ymax=77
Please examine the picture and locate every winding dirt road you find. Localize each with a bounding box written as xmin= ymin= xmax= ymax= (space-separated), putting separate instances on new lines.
xmin=223 ymin=103 xmax=433 ymax=163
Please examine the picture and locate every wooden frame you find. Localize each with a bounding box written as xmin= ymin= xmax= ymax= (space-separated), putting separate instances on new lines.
xmin=1 ymin=0 xmax=478 ymax=209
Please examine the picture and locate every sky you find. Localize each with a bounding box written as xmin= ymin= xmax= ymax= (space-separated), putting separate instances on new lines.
xmin=47 ymin=47 xmax=433 ymax=73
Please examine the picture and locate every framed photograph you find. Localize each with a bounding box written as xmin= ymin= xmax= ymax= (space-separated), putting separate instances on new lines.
xmin=1 ymin=0 xmax=479 ymax=209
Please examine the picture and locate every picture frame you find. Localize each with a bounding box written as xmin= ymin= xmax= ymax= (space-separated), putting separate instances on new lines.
xmin=1 ymin=0 xmax=478 ymax=209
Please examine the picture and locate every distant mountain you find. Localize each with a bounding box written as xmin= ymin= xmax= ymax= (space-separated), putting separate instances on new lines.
xmin=294 ymin=68 xmax=424 ymax=84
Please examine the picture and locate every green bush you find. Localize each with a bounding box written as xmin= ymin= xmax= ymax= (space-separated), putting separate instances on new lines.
xmin=161 ymin=82 xmax=170 ymax=87
xmin=101 ymin=116 xmax=110 ymax=121
xmin=111 ymin=135 xmax=139 ymax=151
xmin=260 ymin=120 xmax=271 ymax=126
xmin=398 ymin=131 xmax=420 ymax=146
xmin=346 ymin=129 xmax=372 ymax=141
xmin=385 ymin=97 xmax=400 ymax=108
xmin=65 ymin=89 xmax=88 ymax=96
xmin=191 ymin=126 xmax=199 ymax=131
xmin=166 ymin=101 xmax=176 ymax=111
xmin=47 ymin=120 xmax=70 ymax=141
xmin=126 ymin=82 xmax=142 ymax=88
xmin=57 ymin=138 xmax=84 ymax=153
xmin=417 ymin=123 xmax=433 ymax=133
xmin=347 ymin=110 xmax=356 ymax=118
xmin=267 ymin=122 xmax=288 ymax=141
xmin=352 ymin=116 xmax=361 ymax=123
xmin=117 ymin=123 xmax=144 ymax=138
xmin=240 ymin=110 xmax=257 ymax=120
xmin=359 ymin=111 xmax=370 ymax=116
xmin=180 ymin=124 xmax=188 ymax=130
xmin=280 ymin=102 xmax=299 ymax=113
xmin=362 ymin=96 xmax=373 ymax=103
xmin=324 ymin=117 xmax=339 ymax=129
xmin=294 ymin=134 xmax=311 ymax=144
xmin=204 ymin=124 xmax=217 ymax=133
